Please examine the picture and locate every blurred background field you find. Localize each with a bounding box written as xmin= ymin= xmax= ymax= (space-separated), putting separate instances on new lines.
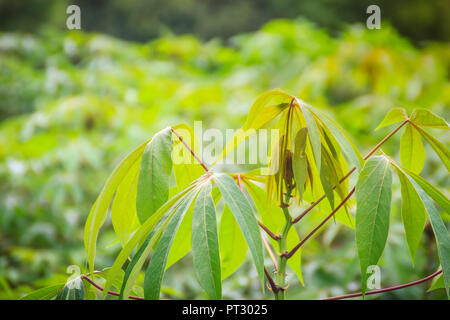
xmin=0 ymin=0 xmax=448 ymax=299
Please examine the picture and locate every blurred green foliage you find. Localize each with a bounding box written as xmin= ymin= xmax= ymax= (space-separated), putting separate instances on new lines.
xmin=0 ymin=18 xmax=448 ymax=299
xmin=0 ymin=0 xmax=449 ymax=43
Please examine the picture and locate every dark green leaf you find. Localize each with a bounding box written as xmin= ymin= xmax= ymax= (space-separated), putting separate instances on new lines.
xmin=144 ymin=184 xmax=200 ymax=300
xmin=356 ymin=156 xmax=392 ymax=296
xmin=192 ymin=181 xmax=221 ymax=299
xmin=395 ymin=167 xmax=427 ymax=264
xmin=213 ymin=173 xmax=265 ymax=290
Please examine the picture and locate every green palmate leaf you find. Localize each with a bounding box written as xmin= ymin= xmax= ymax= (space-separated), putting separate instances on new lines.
xmin=355 ymin=156 xmax=393 ymax=296
xmin=219 ymin=204 xmax=248 ymax=279
xmin=410 ymin=109 xmax=449 ymax=130
xmin=395 ymin=167 xmax=427 ymax=264
xmin=85 ymin=137 xmax=151 ymax=274
xmin=103 ymin=183 xmax=196 ymax=298
xmin=56 ymin=277 xmax=85 ymax=300
xmin=311 ymin=107 xmax=363 ymax=171
xmin=20 ymin=284 xmax=64 ymax=300
xmin=413 ymin=125 xmax=450 ymax=172
xmin=293 ymin=128 xmax=308 ymax=201
xmin=111 ymin=160 xmax=141 ymax=245
xmin=214 ymin=173 xmax=265 ymax=290
xmin=376 ymin=108 xmax=408 ymax=130
xmin=192 ymin=181 xmax=221 ymax=300
xmin=400 ymin=123 xmax=425 ymax=174
xmin=136 ymin=127 xmax=173 ymax=223
xmin=299 ymin=103 xmax=321 ymax=172
xmin=144 ymin=183 xmax=202 ymax=300
xmin=405 ymin=175 xmax=450 ymax=298
xmin=401 ymin=168 xmax=450 ymax=214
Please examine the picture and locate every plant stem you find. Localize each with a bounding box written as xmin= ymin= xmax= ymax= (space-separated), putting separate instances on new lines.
xmin=322 ymin=269 xmax=442 ymax=300
xmin=284 ymin=187 xmax=355 ymax=259
xmin=274 ymin=188 xmax=293 ymax=300
xmin=80 ymin=275 xmax=144 ymax=300
xmin=171 ymin=127 xmax=209 ymax=172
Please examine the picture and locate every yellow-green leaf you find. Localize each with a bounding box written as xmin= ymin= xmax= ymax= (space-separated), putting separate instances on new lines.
xmin=400 ymin=123 xmax=425 ymax=174
xmin=376 ymin=108 xmax=408 ymax=130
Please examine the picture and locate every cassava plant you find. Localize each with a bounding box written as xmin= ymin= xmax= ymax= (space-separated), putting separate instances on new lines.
xmin=25 ymin=90 xmax=449 ymax=300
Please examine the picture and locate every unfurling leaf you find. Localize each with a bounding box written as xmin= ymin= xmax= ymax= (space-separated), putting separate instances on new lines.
xmin=300 ymin=103 xmax=321 ymax=172
xmin=192 ymin=181 xmax=222 ymax=299
xmin=356 ymin=156 xmax=392 ymax=296
xmin=400 ymin=123 xmax=425 ymax=174
xmin=293 ymin=128 xmax=308 ymax=201
xmin=136 ymin=127 xmax=173 ymax=223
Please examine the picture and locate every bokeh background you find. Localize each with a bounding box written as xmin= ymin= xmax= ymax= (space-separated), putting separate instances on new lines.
xmin=0 ymin=0 xmax=448 ymax=299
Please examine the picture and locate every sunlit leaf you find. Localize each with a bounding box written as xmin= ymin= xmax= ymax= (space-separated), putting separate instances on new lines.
xmin=400 ymin=123 xmax=425 ymax=174
xmin=311 ymin=107 xmax=363 ymax=171
xmin=111 ymin=160 xmax=141 ymax=245
xmin=84 ymin=137 xmax=151 ymax=274
xmin=219 ymin=203 xmax=248 ymax=280
xmin=300 ymin=103 xmax=321 ymax=172
xmin=414 ymin=125 xmax=450 ymax=172
xmin=376 ymin=108 xmax=408 ymax=130
xmin=410 ymin=109 xmax=449 ymax=130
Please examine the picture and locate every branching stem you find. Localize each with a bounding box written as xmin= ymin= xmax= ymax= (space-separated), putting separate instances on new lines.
xmin=323 ymin=269 xmax=442 ymax=300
